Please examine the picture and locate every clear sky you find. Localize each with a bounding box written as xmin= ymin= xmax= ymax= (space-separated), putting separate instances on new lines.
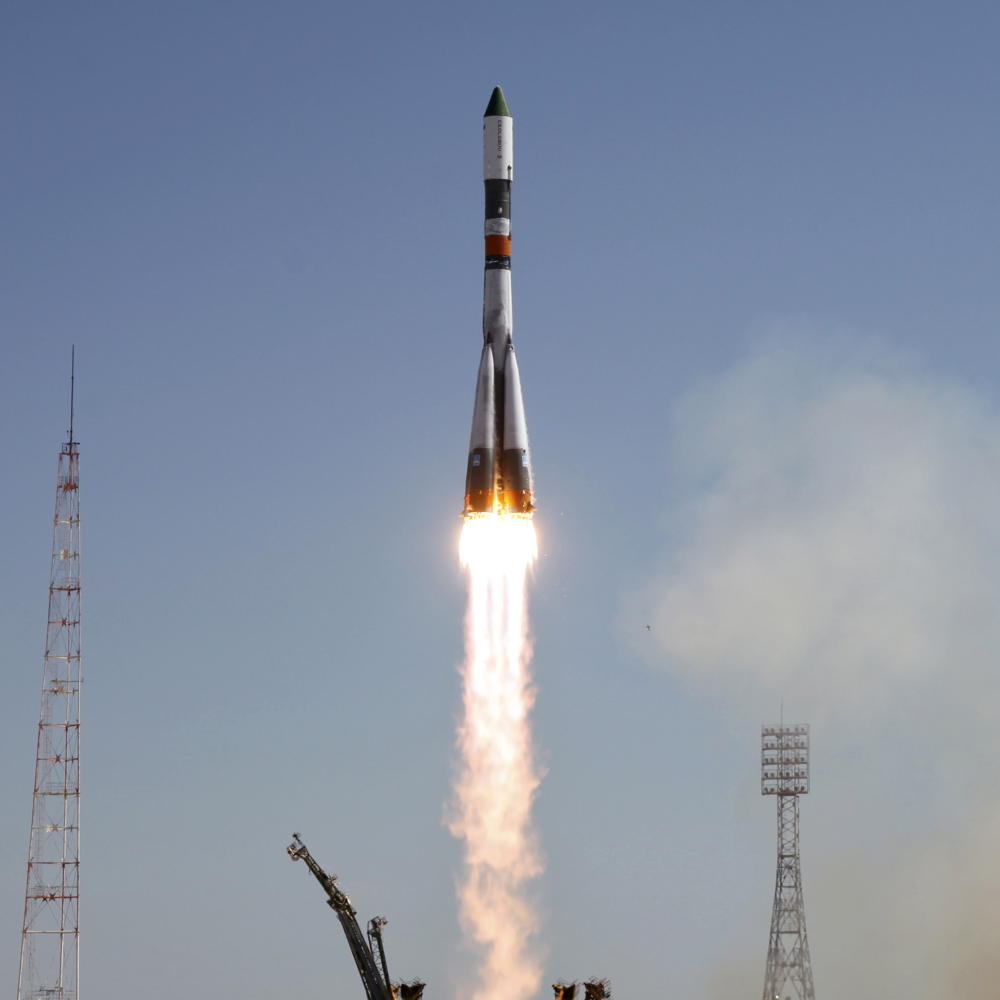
xmin=3 ymin=2 xmax=1000 ymax=998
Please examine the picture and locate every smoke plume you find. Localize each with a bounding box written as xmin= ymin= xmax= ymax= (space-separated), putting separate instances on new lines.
xmin=636 ymin=333 xmax=1000 ymax=997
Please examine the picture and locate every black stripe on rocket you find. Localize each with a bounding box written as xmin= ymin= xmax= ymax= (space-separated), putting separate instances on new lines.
xmin=484 ymin=180 xmax=511 ymax=270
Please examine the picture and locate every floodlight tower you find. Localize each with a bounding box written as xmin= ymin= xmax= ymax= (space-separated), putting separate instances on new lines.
xmin=17 ymin=358 xmax=82 ymax=1000
xmin=760 ymin=724 xmax=815 ymax=1000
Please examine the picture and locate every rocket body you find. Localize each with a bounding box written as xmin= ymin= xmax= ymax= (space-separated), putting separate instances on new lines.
xmin=464 ymin=87 xmax=535 ymax=517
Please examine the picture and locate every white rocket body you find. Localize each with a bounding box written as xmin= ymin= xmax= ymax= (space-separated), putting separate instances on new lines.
xmin=464 ymin=90 xmax=535 ymax=517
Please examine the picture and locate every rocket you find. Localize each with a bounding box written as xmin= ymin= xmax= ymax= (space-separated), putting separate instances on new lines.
xmin=464 ymin=86 xmax=536 ymax=517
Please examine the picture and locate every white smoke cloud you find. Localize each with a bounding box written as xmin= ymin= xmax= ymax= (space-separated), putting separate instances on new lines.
xmin=807 ymin=805 xmax=1000 ymax=998
xmin=642 ymin=336 xmax=1000 ymax=718
xmin=634 ymin=331 xmax=1000 ymax=997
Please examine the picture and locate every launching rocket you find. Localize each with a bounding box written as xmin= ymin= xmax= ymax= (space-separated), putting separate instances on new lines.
xmin=464 ymin=86 xmax=536 ymax=518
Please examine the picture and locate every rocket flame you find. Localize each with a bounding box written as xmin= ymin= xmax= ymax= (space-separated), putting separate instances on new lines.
xmin=450 ymin=514 xmax=543 ymax=1000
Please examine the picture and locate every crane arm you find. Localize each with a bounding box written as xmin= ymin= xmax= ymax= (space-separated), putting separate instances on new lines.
xmin=335 ymin=909 xmax=390 ymax=1000
xmin=288 ymin=834 xmax=391 ymax=1000
xmin=368 ymin=917 xmax=392 ymax=994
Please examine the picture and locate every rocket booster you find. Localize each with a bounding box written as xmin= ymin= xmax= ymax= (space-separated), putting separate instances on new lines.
xmin=464 ymin=86 xmax=535 ymax=517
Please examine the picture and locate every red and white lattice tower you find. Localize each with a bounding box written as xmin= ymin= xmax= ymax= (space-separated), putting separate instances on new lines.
xmin=17 ymin=361 xmax=82 ymax=1000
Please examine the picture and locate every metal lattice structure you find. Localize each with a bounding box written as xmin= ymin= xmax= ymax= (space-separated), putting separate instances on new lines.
xmin=17 ymin=367 xmax=82 ymax=1000
xmin=287 ymin=834 xmax=393 ymax=1000
xmin=760 ymin=724 xmax=815 ymax=1000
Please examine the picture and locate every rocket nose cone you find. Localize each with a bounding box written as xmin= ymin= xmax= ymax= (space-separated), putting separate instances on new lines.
xmin=484 ymin=86 xmax=511 ymax=117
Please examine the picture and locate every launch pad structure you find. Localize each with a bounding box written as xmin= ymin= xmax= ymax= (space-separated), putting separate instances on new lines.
xmin=552 ymin=981 xmax=611 ymax=1000
xmin=760 ymin=724 xmax=816 ymax=1000
xmin=286 ymin=833 xmax=611 ymax=1000
xmin=286 ymin=834 xmax=425 ymax=1000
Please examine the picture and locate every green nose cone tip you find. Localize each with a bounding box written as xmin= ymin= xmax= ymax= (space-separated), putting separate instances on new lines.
xmin=485 ymin=86 xmax=511 ymax=117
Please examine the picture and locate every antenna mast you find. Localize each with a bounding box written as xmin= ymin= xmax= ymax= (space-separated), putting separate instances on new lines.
xmin=68 ymin=345 xmax=76 ymax=445
xmin=16 ymin=360 xmax=82 ymax=1000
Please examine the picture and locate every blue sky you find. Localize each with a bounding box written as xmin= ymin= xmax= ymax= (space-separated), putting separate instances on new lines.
xmin=3 ymin=2 xmax=1000 ymax=997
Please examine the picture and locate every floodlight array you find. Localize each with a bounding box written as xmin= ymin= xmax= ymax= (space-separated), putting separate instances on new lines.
xmin=761 ymin=724 xmax=810 ymax=796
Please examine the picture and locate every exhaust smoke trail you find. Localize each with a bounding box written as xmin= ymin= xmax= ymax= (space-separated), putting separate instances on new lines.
xmin=450 ymin=515 xmax=543 ymax=1000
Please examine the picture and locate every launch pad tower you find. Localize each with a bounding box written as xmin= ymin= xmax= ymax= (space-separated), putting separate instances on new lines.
xmin=16 ymin=364 xmax=82 ymax=1000
xmin=760 ymin=724 xmax=815 ymax=1000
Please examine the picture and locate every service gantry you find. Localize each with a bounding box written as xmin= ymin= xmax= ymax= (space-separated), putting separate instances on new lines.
xmin=287 ymin=834 xmax=424 ymax=1000
xmin=553 ymin=980 xmax=610 ymax=1000
xmin=760 ymin=724 xmax=816 ymax=1000
xmin=17 ymin=356 xmax=82 ymax=1000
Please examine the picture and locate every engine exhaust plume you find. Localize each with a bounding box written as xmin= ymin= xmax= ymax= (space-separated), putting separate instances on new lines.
xmin=450 ymin=514 xmax=543 ymax=1000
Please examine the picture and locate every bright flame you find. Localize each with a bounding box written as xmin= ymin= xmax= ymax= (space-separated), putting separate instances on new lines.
xmin=450 ymin=514 xmax=543 ymax=1000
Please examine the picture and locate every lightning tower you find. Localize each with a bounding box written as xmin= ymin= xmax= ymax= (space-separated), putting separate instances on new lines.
xmin=760 ymin=724 xmax=815 ymax=1000
xmin=17 ymin=355 xmax=82 ymax=1000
